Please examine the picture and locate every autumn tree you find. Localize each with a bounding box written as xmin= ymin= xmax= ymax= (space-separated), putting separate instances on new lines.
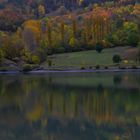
xmin=84 ymin=16 xmax=94 ymax=45
xmin=46 ymin=21 xmax=52 ymax=48
xmin=22 ymin=20 xmax=41 ymax=51
xmin=92 ymin=6 xmax=111 ymax=46
xmin=69 ymin=37 xmax=78 ymax=47
xmin=72 ymin=18 xmax=77 ymax=38
xmin=60 ymin=20 xmax=65 ymax=43
xmin=1 ymin=33 xmax=25 ymax=60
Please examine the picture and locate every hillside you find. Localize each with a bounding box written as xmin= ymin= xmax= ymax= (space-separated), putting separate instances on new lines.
xmin=0 ymin=0 xmax=137 ymax=31
xmin=0 ymin=1 xmax=140 ymax=71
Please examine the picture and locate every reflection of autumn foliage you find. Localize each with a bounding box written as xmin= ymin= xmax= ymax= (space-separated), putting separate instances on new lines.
xmin=1 ymin=75 xmax=140 ymax=127
xmin=46 ymin=91 xmax=113 ymax=124
xmin=0 ymin=74 xmax=140 ymax=140
xmin=26 ymin=102 xmax=44 ymax=122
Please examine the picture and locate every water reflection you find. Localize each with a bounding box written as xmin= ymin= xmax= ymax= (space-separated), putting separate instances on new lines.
xmin=0 ymin=72 xmax=140 ymax=140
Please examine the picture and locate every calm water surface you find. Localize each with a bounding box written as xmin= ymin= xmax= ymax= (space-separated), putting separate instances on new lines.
xmin=0 ymin=72 xmax=140 ymax=140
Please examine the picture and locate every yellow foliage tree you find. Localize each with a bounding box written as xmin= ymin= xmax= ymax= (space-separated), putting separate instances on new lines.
xmin=60 ymin=20 xmax=65 ymax=42
xmin=22 ymin=20 xmax=42 ymax=50
xmin=38 ymin=4 xmax=46 ymax=18
xmin=69 ymin=37 xmax=78 ymax=47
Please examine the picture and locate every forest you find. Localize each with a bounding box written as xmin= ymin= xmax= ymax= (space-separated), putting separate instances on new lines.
xmin=0 ymin=0 xmax=140 ymax=70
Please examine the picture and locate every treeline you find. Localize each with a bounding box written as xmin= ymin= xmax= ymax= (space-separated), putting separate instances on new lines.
xmin=0 ymin=4 xmax=140 ymax=66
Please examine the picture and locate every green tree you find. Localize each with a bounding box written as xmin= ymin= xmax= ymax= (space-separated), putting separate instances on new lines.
xmin=110 ymin=30 xmax=126 ymax=45
xmin=127 ymin=32 xmax=139 ymax=47
xmin=123 ymin=22 xmax=139 ymax=46
xmin=95 ymin=42 xmax=103 ymax=53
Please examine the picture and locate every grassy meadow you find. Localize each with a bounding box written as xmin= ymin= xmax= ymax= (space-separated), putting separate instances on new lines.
xmin=42 ymin=46 xmax=139 ymax=70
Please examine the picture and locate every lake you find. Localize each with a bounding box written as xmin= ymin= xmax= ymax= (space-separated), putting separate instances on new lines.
xmin=0 ymin=72 xmax=140 ymax=140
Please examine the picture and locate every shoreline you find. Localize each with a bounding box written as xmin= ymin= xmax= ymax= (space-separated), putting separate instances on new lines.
xmin=0 ymin=68 xmax=140 ymax=74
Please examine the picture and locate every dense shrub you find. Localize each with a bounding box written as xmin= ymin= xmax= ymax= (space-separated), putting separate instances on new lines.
xmin=80 ymin=66 xmax=86 ymax=70
xmin=95 ymin=65 xmax=100 ymax=69
xmin=89 ymin=66 xmax=93 ymax=69
xmin=104 ymin=66 xmax=108 ymax=69
xmin=22 ymin=64 xmax=33 ymax=72
xmin=22 ymin=64 xmax=39 ymax=72
xmin=113 ymin=54 xmax=122 ymax=63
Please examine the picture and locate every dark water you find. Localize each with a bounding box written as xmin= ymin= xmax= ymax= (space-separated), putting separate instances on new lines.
xmin=0 ymin=72 xmax=140 ymax=140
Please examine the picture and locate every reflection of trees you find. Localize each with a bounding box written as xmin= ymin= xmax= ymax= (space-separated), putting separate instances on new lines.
xmin=0 ymin=74 xmax=140 ymax=139
xmin=0 ymin=75 xmax=140 ymax=124
xmin=113 ymin=75 xmax=122 ymax=85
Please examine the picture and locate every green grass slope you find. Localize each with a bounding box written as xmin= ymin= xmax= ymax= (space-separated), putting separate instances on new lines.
xmin=42 ymin=46 xmax=139 ymax=70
